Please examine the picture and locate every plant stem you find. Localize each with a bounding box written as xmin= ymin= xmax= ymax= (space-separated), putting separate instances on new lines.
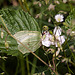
xmin=23 ymin=0 xmax=30 ymax=13
xmin=0 ymin=15 xmax=53 ymax=70
xmin=31 ymin=50 xmax=39 ymax=75
xmin=15 ymin=57 xmax=19 ymax=75
xmin=20 ymin=54 xmax=25 ymax=75
xmin=18 ymin=0 xmax=26 ymax=12
xmin=26 ymin=56 xmax=30 ymax=75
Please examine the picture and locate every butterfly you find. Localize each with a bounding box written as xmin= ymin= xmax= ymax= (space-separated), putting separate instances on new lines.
xmin=14 ymin=31 xmax=41 ymax=54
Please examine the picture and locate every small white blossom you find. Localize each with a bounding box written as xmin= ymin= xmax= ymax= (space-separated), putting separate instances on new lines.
xmin=54 ymin=1 xmax=60 ymax=4
xmin=22 ymin=0 xmax=24 ymax=2
xmin=1 ymin=31 xmax=4 ymax=39
xmin=70 ymin=31 xmax=75 ymax=36
xmin=42 ymin=32 xmax=52 ymax=47
xmin=42 ymin=26 xmax=65 ymax=47
xmin=39 ymin=2 xmax=42 ymax=7
xmin=48 ymin=18 xmax=51 ymax=22
xmin=48 ymin=4 xmax=55 ymax=10
xmin=53 ymin=26 xmax=65 ymax=47
xmin=55 ymin=14 xmax=64 ymax=22
xmin=63 ymin=0 xmax=67 ymax=3
xmin=53 ymin=26 xmax=62 ymax=36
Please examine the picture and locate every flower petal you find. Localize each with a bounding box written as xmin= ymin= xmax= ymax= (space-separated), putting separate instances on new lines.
xmin=53 ymin=26 xmax=62 ymax=36
xmin=60 ymin=36 xmax=65 ymax=44
xmin=42 ymin=40 xmax=51 ymax=47
xmin=55 ymin=14 xmax=64 ymax=22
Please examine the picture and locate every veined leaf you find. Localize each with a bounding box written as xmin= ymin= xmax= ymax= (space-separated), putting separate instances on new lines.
xmin=0 ymin=9 xmax=40 ymax=34
xmin=65 ymin=8 xmax=75 ymax=30
xmin=0 ymin=9 xmax=40 ymax=55
xmin=14 ymin=31 xmax=41 ymax=54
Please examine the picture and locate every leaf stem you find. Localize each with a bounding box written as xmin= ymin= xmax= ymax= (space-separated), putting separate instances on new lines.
xmin=0 ymin=15 xmax=51 ymax=69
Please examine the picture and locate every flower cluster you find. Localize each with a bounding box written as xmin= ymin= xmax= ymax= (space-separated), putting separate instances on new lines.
xmin=42 ymin=26 xmax=65 ymax=48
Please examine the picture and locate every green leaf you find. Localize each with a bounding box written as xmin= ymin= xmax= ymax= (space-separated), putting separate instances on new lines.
xmin=65 ymin=8 xmax=75 ymax=30
xmin=0 ymin=9 xmax=41 ymax=56
xmin=0 ymin=8 xmax=40 ymax=34
xmin=14 ymin=31 xmax=41 ymax=54
xmin=0 ymin=29 xmax=22 ymax=56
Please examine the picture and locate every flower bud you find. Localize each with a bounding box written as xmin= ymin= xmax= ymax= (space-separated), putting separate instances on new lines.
xmin=70 ymin=31 xmax=75 ymax=36
xmin=44 ymin=0 xmax=49 ymax=4
xmin=1 ymin=31 xmax=4 ymax=39
xmin=5 ymin=42 xmax=9 ymax=49
xmin=49 ymin=30 xmax=52 ymax=35
xmin=22 ymin=0 xmax=24 ymax=2
xmin=42 ymin=72 xmax=45 ymax=75
xmin=63 ymin=0 xmax=67 ymax=3
xmin=53 ymin=48 xmax=60 ymax=57
xmin=43 ymin=26 xmax=49 ymax=31
xmin=48 ymin=18 xmax=51 ymax=22
xmin=39 ymin=2 xmax=41 ymax=7
xmin=57 ymin=42 xmax=61 ymax=48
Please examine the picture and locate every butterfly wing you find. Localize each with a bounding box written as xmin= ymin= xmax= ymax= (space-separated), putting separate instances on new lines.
xmin=14 ymin=31 xmax=41 ymax=54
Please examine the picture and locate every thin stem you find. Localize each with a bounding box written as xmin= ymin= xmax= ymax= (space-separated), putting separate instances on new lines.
xmin=52 ymin=57 xmax=58 ymax=75
xmin=52 ymin=57 xmax=55 ymax=72
xmin=26 ymin=56 xmax=30 ymax=75
xmin=18 ymin=0 xmax=26 ymax=12
xmin=0 ymin=16 xmax=51 ymax=69
xmin=5 ymin=34 xmax=8 ymax=42
xmin=31 ymin=50 xmax=39 ymax=75
xmin=55 ymin=47 xmax=58 ymax=72
xmin=15 ymin=57 xmax=19 ymax=75
xmin=20 ymin=54 xmax=25 ymax=75
xmin=23 ymin=0 xmax=30 ymax=14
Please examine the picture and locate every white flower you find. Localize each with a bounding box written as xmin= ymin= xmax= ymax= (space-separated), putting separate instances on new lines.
xmin=63 ymin=0 xmax=67 ymax=3
xmin=53 ymin=26 xmax=62 ymax=36
xmin=55 ymin=14 xmax=64 ymax=22
xmin=42 ymin=26 xmax=65 ymax=47
xmin=42 ymin=31 xmax=52 ymax=47
xmin=48 ymin=4 xmax=55 ymax=10
xmin=53 ymin=26 xmax=65 ymax=47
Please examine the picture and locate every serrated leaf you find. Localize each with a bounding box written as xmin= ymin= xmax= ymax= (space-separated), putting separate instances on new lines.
xmin=0 ymin=9 xmax=40 ymax=56
xmin=0 ymin=9 xmax=40 ymax=34
xmin=65 ymin=8 xmax=75 ymax=30
xmin=14 ymin=31 xmax=41 ymax=54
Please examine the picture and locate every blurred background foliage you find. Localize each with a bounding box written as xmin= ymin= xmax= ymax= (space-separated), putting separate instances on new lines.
xmin=0 ymin=0 xmax=75 ymax=75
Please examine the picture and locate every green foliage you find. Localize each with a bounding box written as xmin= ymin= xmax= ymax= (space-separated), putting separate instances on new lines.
xmin=65 ymin=8 xmax=75 ymax=30
xmin=0 ymin=9 xmax=40 ymax=34
xmin=0 ymin=8 xmax=41 ymax=56
xmin=0 ymin=0 xmax=75 ymax=75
